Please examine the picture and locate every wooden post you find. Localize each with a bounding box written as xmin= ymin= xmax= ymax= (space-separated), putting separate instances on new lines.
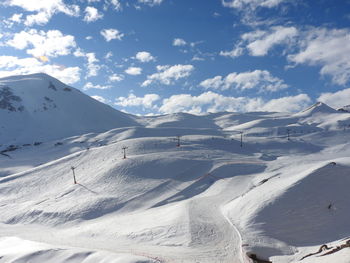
xmin=122 ymin=146 xmax=128 ymax=159
xmin=71 ymin=166 xmax=77 ymax=184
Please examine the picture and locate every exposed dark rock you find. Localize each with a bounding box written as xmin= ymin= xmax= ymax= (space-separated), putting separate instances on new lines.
xmin=48 ymin=81 xmax=57 ymax=91
xmin=0 ymin=86 xmax=23 ymax=112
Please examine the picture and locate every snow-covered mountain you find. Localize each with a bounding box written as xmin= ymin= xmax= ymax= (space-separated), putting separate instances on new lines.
xmin=337 ymin=105 xmax=350 ymax=112
xmin=0 ymin=73 xmax=138 ymax=144
xmin=1 ymin=74 xmax=350 ymax=263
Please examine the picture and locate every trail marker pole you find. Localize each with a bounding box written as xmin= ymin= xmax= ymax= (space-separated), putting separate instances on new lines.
xmin=176 ymin=135 xmax=181 ymax=147
xmin=287 ymin=129 xmax=290 ymax=141
xmin=240 ymin=132 xmax=243 ymax=147
xmin=122 ymin=146 xmax=128 ymax=159
xmin=71 ymin=166 xmax=77 ymax=184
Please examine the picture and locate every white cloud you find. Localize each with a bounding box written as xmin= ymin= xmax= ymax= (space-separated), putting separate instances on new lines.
xmin=83 ymin=82 xmax=111 ymax=90
xmin=221 ymin=26 xmax=298 ymax=58
xmin=101 ymin=28 xmax=124 ymax=41
xmin=199 ymin=76 xmax=224 ymax=89
xmin=244 ymin=26 xmax=298 ymax=56
xmin=222 ymin=0 xmax=287 ymax=10
xmin=115 ymin=93 xmax=160 ymax=109
xmin=73 ymin=50 xmax=101 ymax=78
xmin=318 ymin=88 xmax=350 ymax=109
xmin=200 ymin=70 xmax=288 ymax=92
xmin=9 ymin=13 xmax=23 ymax=23
xmin=220 ymin=45 xmax=244 ymax=58
xmin=105 ymin=51 xmax=113 ymax=60
xmin=125 ymin=67 xmax=142 ymax=75
xmin=85 ymin=53 xmax=100 ymax=77
xmin=86 ymin=36 xmax=93 ymax=40
xmin=91 ymin=95 xmax=110 ymax=104
xmin=83 ymin=6 xmax=103 ymax=22
xmin=142 ymin=64 xmax=194 ymax=86
xmin=109 ymin=73 xmax=124 ymax=82
xmin=138 ymin=0 xmax=164 ymax=6
xmin=289 ymin=28 xmax=350 ymax=85
xmin=135 ymin=51 xmax=155 ymax=62
xmin=0 ymin=55 xmax=80 ymax=84
xmin=159 ymin=91 xmax=310 ymax=114
xmin=173 ymin=38 xmax=187 ymax=46
xmin=5 ymin=0 xmax=80 ymax=26
xmin=110 ymin=0 xmax=122 ymax=10
xmin=221 ymin=0 xmax=288 ymax=25
xmin=7 ymin=29 xmax=76 ymax=58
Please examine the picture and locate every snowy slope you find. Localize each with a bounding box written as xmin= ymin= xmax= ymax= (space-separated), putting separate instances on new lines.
xmin=0 ymin=73 xmax=138 ymax=145
xmin=1 ymin=74 xmax=350 ymax=263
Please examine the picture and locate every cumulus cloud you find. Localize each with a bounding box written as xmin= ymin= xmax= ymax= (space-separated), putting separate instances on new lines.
xmin=101 ymin=28 xmax=124 ymax=41
xmin=135 ymin=51 xmax=156 ymax=62
xmin=142 ymin=64 xmax=194 ymax=86
xmin=73 ymin=50 xmax=101 ymax=78
xmin=243 ymin=26 xmax=298 ymax=56
xmin=83 ymin=6 xmax=103 ymax=22
xmin=115 ymin=93 xmax=161 ymax=109
xmin=159 ymin=92 xmax=310 ymax=114
xmin=7 ymin=29 xmax=76 ymax=58
xmin=0 ymin=55 xmax=80 ymax=84
xmin=83 ymin=82 xmax=111 ymax=90
xmin=109 ymin=73 xmax=124 ymax=82
xmin=222 ymin=26 xmax=350 ymax=85
xmin=5 ymin=0 xmax=80 ymax=26
xmin=9 ymin=13 xmax=23 ymax=23
xmin=173 ymin=38 xmax=187 ymax=46
xmin=200 ymin=70 xmax=288 ymax=92
xmin=221 ymin=26 xmax=298 ymax=58
xmin=91 ymin=95 xmax=110 ymax=104
xmin=222 ymin=0 xmax=286 ymax=9
xmin=220 ymin=45 xmax=244 ymax=58
xmin=102 ymin=0 xmax=122 ymax=11
xmin=221 ymin=0 xmax=288 ymax=25
xmin=138 ymin=0 xmax=164 ymax=6
xmin=289 ymin=28 xmax=350 ymax=85
xmin=318 ymin=88 xmax=350 ymax=109
xmin=85 ymin=53 xmax=101 ymax=77
xmin=125 ymin=67 xmax=142 ymax=75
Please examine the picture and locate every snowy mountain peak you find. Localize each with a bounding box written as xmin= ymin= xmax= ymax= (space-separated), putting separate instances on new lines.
xmin=0 ymin=73 xmax=138 ymax=144
xmin=296 ymin=101 xmax=337 ymax=116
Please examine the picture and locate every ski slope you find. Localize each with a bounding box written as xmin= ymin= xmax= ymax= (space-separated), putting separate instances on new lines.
xmin=1 ymin=74 xmax=350 ymax=263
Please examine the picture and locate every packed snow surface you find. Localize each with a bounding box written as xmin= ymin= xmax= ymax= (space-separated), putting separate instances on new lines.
xmin=1 ymin=74 xmax=350 ymax=263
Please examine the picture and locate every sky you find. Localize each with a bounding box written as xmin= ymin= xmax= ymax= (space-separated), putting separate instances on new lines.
xmin=0 ymin=0 xmax=350 ymax=115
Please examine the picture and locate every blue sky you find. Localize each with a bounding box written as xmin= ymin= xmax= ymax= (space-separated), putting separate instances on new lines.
xmin=0 ymin=0 xmax=350 ymax=115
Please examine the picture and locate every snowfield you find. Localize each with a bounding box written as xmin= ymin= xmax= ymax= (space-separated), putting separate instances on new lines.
xmin=0 ymin=74 xmax=350 ymax=263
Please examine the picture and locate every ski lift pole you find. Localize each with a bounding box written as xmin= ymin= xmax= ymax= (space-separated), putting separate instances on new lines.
xmin=122 ymin=146 xmax=128 ymax=159
xmin=240 ymin=131 xmax=243 ymax=147
xmin=71 ymin=166 xmax=77 ymax=184
xmin=176 ymin=135 xmax=181 ymax=147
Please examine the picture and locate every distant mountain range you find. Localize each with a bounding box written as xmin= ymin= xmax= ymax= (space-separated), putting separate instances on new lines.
xmin=0 ymin=73 xmax=349 ymax=145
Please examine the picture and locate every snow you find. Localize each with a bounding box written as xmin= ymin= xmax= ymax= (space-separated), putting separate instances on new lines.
xmin=0 ymin=73 xmax=138 ymax=145
xmin=1 ymin=74 xmax=350 ymax=262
